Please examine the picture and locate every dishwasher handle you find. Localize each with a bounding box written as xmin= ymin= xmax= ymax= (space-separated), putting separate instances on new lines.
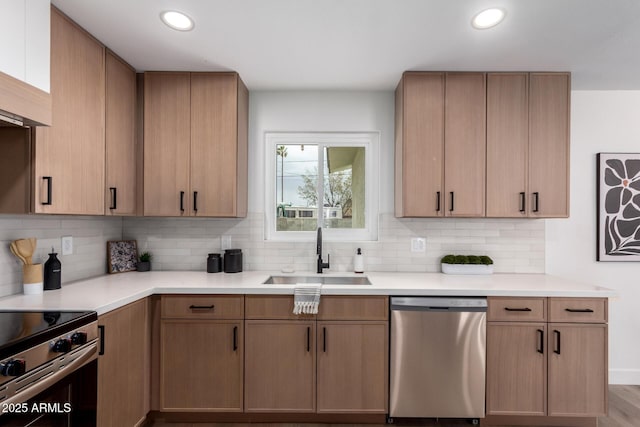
xmin=390 ymin=297 xmax=487 ymax=313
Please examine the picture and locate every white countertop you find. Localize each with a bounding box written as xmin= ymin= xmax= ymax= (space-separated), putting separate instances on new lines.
xmin=0 ymin=271 xmax=616 ymax=315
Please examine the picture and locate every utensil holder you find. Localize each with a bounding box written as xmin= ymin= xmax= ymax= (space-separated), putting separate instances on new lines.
xmin=23 ymin=264 xmax=43 ymax=295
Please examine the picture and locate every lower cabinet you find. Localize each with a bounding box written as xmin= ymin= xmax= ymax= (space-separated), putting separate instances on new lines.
xmin=486 ymin=297 xmax=608 ymax=419
xmin=97 ymin=299 xmax=148 ymax=427
xmin=159 ymin=295 xmax=244 ymax=412
xmin=316 ymin=321 xmax=388 ymax=413
xmin=244 ymin=320 xmax=316 ymax=412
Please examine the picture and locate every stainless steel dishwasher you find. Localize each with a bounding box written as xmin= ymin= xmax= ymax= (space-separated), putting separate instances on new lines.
xmin=389 ymin=296 xmax=487 ymax=421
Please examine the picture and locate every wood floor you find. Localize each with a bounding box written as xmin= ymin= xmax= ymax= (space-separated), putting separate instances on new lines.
xmin=151 ymin=385 xmax=640 ymax=427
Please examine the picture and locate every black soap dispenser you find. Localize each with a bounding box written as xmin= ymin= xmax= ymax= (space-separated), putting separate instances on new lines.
xmin=44 ymin=248 xmax=61 ymax=290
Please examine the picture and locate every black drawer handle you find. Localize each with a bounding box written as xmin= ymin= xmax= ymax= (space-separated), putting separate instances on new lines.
xmin=449 ymin=192 xmax=455 ymax=212
xmin=306 ymin=327 xmax=311 ymax=352
xmin=189 ymin=305 xmax=214 ymax=310
xmin=42 ymin=176 xmax=52 ymax=205
xmin=537 ymin=329 xmax=544 ymax=354
xmin=193 ymin=191 xmax=198 ymax=213
xmin=553 ymin=330 xmax=561 ymax=355
xmin=233 ymin=326 xmax=238 ymax=351
xmin=109 ymin=187 xmax=117 ymax=210
xmin=436 ymin=191 xmax=441 ymax=212
xmin=504 ymin=307 xmax=532 ymax=312
xmin=519 ymin=192 xmax=526 ymax=213
xmin=323 ymin=327 xmax=327 ymax=353
xmin=565 ymin=308 xmax=594 ymax=313
xmin=98 ymin=325 xmax=105 ymax=356
xmin=533 ymin=192 xmax=540 ymax=213
xmin=180 ymin=191 xmax=185 ymax=212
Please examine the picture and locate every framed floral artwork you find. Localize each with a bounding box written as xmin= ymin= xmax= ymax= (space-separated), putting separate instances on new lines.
xmin=107 ymin=240 xmax=138 ymax=273
xmin=597 ymin=153 xmax=640 ymax=261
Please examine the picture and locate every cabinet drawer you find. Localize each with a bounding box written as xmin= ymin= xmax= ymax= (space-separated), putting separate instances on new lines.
xmin=317 ymin=296 xmax=388 ymax=321
xmin=488 ymin=297 xmax=546 ymax=322
xmin=245 ymin=295 xmax=315 ymax=320
xmin=161 ymin=295 xmax=243 ymax=319
xmin=549 ymin=298 xmax=607 ymax=323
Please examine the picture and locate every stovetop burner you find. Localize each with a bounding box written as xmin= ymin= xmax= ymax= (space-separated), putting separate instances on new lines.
xmin=0 ymin=311 xmax=97 ymax=360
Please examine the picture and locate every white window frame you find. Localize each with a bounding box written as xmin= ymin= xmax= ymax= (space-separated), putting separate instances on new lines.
xmin=265 ymin=132 xmax=379 ymax=242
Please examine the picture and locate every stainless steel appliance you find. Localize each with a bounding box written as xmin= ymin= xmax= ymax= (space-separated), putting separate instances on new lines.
xmin=0 ymin=311 xmax=98 ymax=426
xmin=389 ymin=296 xmax=487 ymax=421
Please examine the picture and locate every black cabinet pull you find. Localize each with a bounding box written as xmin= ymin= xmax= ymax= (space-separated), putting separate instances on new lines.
xmin=109 ymin=187 xmax=117 ymax=210
xmin=193 ymin=191 xmax=198 ymax=213
xmin=519 ymin=192 xmax=526 ymax=213
xmin=189 ymin=304 xmax=214 ymax=310
xmin=306 ymin=327 xmax=310 ymax=352
xmin=98 ymin=325 xmax=105 ymax=356
xmin=42 ymin=176 xmax=52 ymax=205
xmin=436 ymin=192 xmax=441 ymax=212
xmin=180 ymin=191 xmax=185 ymax=212
xmin=553 ymin=330 xmax=561 ymax=355
xmin=449 ymin=192 xmax=454 ymax=212
xmin=323 ymin=327 xmax=327 ymax=353
xmin=565 ymin=308 xmax=594 ymax=313
xmin=504 ymin=307 xmax=532 ymax=312
xmin=233 ymin=326 xmax=238 ymax=351
xmin=533 ymin=192 xmax=540 ymax=213
xmin=537 ymin=329 xmax=544 ymax=354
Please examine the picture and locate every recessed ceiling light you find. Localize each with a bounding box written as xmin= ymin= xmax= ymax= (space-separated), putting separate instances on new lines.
xmin=471 ymin=8 xmax=506 ymax=30
xmin=160 ymin=10 xmax=194 ymax=31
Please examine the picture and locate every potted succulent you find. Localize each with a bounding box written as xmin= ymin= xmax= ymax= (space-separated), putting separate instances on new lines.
xmin=137 ymin=252 xmax=152 ymax=272
xmin=441 ymin=254 xmax=494 ymax=275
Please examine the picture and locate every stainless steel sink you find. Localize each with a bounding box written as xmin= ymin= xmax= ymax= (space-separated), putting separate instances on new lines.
xmin=263 ymin=275 xmax=371 ymax=285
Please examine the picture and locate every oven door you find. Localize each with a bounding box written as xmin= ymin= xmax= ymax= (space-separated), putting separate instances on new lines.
xmin=0 ymin=344 xmax=97 ymax=427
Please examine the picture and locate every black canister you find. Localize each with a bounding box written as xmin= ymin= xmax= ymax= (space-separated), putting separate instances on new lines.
xmin=207 ymin=253 xmax=222 ymax=273
xmin=223 ymin=249 xmax=243 ymax=273
xmin=44 ymin=252 xmax=61 ymax=290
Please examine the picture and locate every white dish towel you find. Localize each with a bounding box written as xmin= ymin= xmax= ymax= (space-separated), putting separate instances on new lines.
xmin=293 ymin=283 xmax=322 ymax=315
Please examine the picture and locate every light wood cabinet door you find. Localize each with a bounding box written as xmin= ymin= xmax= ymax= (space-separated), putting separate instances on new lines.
xmin=395 ymin=72 xmax=445 ymax=217
xmin=0 ymin=128 xmax=31 ymax=214
xmin=143 ymin=72 xmax=191 ymax=216
xmin=486 ymin=73 xmax=529 ymax=217
xmin=316 ymin=322 xmax=388 ymax=413
xmin=529 ymin=73 xmax=570 ymax=218
xmin=34 ymin=7 xmax=105 ymax=215
xmin=105 ymin=50 xmax=137 ymax=216
xmin=444 ymin=73 xmax=486 ymax=217
xmin=244 ymin=320 xmax=316 ymax=412
xmin=486 ymin=322 xmax=546 ymax=416
xmin=547 ymin=323 xmax=608 ymax=417
xmin=160 ymin=320 xmax=243 ymax=411
xmin=97 ymin=299 xmax=148 ymax=427
xmin=190 ymin=73 xmax=245 ymax=217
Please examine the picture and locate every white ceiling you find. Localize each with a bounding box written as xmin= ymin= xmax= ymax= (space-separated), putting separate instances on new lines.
xmin=52 ymin=0 xmax=640 ymax=90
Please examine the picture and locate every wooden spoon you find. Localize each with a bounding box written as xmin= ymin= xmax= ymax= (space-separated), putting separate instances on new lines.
xmin=14 ymin=239 xmax=34 ymax=265
xmin=28 ymin=238 xmax=37 ymax=263
xmin=9 ymin=242 xmax=27 ymax=265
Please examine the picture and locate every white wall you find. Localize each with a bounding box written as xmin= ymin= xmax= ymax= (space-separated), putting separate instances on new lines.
xmin=546 ymin=90 xmax=640 ymax=385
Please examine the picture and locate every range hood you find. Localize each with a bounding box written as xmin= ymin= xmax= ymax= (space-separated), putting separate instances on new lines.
xmin=0 ymin=110 xmax=25 ymax=127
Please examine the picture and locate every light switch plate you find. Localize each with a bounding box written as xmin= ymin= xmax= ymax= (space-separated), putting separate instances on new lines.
xmin=411 ymin=237 xmax=426 ymax=253
xmin=221 ymin=235 xmax=232 ymax=250
xmin=61 ymin=236 xmax=73 ymax=255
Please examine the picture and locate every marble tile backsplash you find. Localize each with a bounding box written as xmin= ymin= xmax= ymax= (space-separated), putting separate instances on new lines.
xmin=123 ymin=213 xmax=544 ymax=275
xmin=0 ymin=216 xmax=122 ymax=297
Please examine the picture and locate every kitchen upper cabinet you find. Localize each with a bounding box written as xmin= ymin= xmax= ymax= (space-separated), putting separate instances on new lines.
xmin=105 ymin=50 xmax=137 ymax=216
xmin=0 ymin=128 xmax=32 ymax=214
xmin=486 ymin=72 xmax=570 ymax=217
xmin=159 ymin=295 xmax=244 ymax=412
xmin=33 ymin=7 xmax=105 ymax=214
xmin=244 ymin=320 xmax=316 ymax=412
xmin=144 ymin=72 xmax=248 ymax=217
xmin=395 ymin=72 xmax=485 ymax=217
xmin=316 ymin=321 xmax=388 ymax=413
xmin=529 ymin=73 xmax=570 ymax=218
xmin=444 ymin=73 xmax=486 ymax=217
xmin=143 ymin=72 xmax=191 ymax=216
xmin=98 ymin=299 xmax=149 ymax=427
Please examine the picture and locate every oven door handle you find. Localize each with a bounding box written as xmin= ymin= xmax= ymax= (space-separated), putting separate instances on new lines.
xmin=1 ymin=341 xmax=97 ymax=407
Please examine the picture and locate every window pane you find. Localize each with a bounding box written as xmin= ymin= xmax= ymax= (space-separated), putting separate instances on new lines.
xmin=322 ymin=146 xmax=365 ymax=229
xmin=275 ymin=144 xmax=319 ymax=231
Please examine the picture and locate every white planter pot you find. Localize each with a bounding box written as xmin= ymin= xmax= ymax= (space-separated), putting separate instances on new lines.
xmin=441 ymin=263 xmax=493 ymax=275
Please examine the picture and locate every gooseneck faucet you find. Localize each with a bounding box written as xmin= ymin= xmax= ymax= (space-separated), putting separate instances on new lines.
xmin=317 ymin=227 xmax=330 ymax=274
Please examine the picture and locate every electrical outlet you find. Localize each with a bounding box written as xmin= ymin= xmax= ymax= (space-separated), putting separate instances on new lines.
xmin=411 ymin=237 xmax=426 ymax=253
xmin=61 ymin=236 xmax=73 ymax=255
xmin=221 ymin=235 xmax=232 ymax=250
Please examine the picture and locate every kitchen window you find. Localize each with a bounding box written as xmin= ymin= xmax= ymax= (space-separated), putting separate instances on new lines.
xmin=265 ymin=132 xmax=379 ymax=241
